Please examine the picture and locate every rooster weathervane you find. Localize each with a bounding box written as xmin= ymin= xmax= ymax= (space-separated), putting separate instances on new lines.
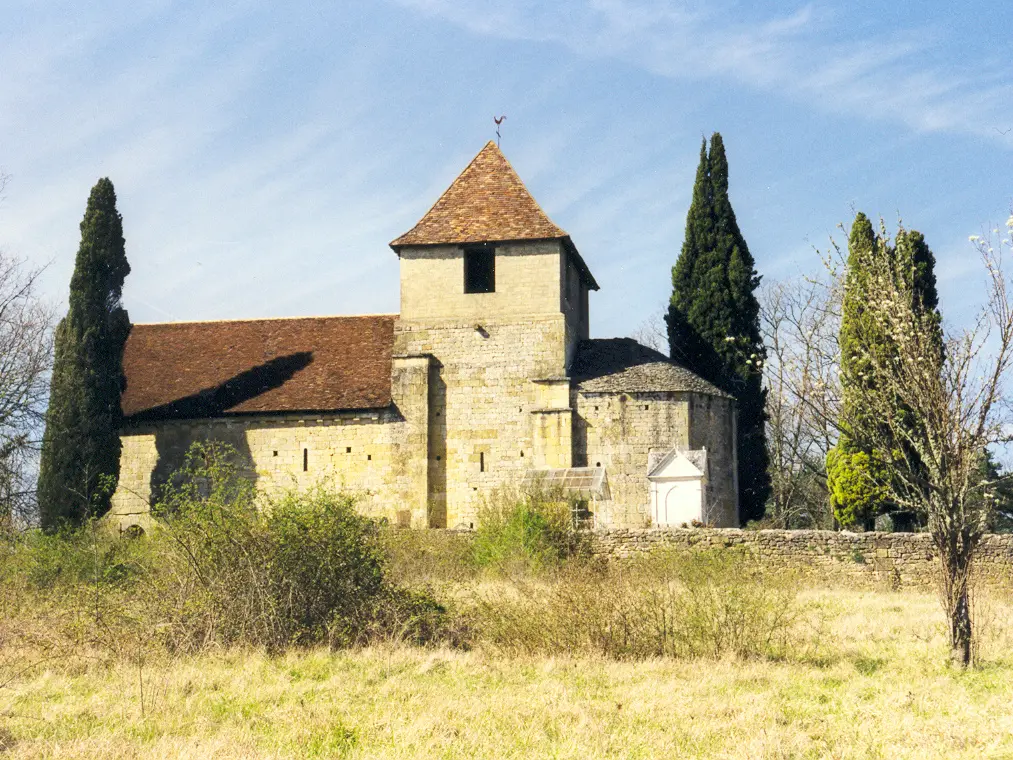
xmin=494 ymin=115 xmax=506 ymax=146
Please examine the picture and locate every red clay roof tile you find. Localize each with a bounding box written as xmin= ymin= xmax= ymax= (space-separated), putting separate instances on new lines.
xmin=390 ymin=141 xmax=569 ymax=248
xmin=121 ymin=315 xmax=395 ymax=420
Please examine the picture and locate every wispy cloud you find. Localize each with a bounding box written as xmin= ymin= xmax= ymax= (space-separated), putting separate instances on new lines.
xmin=2 ymin=0 xmax=1009 ymax=345
xmin=393 ymin=0 xmax=1013 ymax=143
xmin=0 ymin=3 xmax=415 ymax=322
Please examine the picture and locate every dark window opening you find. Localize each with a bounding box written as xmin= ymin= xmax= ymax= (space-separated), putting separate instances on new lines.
xmin=520 ymin=451 xmax=524 ymax=458
xmin=346 ymin=446 xmax=352 ymax=453
xmin=272 ymin=450 xmax=278 ymax=457
xmin=480 ymin=452 xmax=486 ymax=473
xmin=596 ymin=461 xmax=601 ymax=467
xmin=644 ymin=405 xmax=649 ymax=411
xmin=367 ymin=454 xmax=372 ymax=461
xmin=464 ymin=245 xmax=495 ymax=293
xmin=436 ymin=455 xmax=441 ymax=461
xmin=303 ymin=449 xmax=308 ymax=472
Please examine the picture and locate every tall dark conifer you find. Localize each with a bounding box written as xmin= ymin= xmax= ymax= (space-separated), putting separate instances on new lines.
xmin=667 ymin=133 xmax=771 ymax=524
xmin=38 ymin=178 xmax=131 ymax=530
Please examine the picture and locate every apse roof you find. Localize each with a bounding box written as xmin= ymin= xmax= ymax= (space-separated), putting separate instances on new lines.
xmin=570 ymin=338 xmax=732 ymax=398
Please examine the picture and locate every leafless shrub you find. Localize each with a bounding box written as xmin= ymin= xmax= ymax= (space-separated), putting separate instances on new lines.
xmin=0 ymin=251 xmax=54 ymax=530
xmin=759 ymin=274 xmax=842 ymax=528
xmin=467 ymin=549 xmax=819 ymax=660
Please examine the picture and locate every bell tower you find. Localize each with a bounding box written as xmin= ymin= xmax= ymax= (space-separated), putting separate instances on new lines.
xmin=389 ymin=141 xmax=599 ymax=527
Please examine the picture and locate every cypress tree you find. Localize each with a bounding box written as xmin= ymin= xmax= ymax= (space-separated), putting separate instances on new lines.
xmin=667 ymin=133 xmax=771 ymax=525
xmin=827 ymin=213 xmax=886 ymax=527
xmin=827 ymin=215 xmax=943 ymax=527
xmin=38 ymin=178 xmax=131 ymax=530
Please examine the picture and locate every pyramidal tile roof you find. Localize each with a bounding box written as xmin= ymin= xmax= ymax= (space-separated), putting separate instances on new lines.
xmin=390 ymin=141 xmax=569 ymax=248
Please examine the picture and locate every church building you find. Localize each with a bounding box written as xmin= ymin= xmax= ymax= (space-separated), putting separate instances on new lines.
xmin=108 ymin=142 xmax=738 ymax=532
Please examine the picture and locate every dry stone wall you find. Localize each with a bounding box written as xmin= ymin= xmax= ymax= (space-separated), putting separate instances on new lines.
xmin=592 ymin=528 xmax=1013 ymax=588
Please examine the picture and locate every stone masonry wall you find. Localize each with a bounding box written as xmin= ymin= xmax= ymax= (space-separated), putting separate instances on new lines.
xmin=395 ymin=314 xmax=571 ymax=530
xmin=559 ymin=250 xmax=589 ymax=367
xmin=110 ymin=349 xmax=434 ymax=536
xmin=687 ymin=395 xmax=738 ymax=527
xmin=109 ymin=408 xmax=418 ymax=534
xmin=592 ymin=527 xmax=1013 ymax=588
xmin=398 ymin=241 xmax=565 ymax=322
xmin=396 ymin=239 xmax=577 ymax=529
xmin=574 ymin=391 xmax=690 ymax=528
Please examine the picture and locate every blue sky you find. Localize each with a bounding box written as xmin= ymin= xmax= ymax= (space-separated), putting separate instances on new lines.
xmin=2 ymin=0 xmax=1011 ymax=340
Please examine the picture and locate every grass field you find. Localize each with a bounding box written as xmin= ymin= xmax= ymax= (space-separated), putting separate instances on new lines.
xmin=5 ymin=587 xmax=1013 ymax=759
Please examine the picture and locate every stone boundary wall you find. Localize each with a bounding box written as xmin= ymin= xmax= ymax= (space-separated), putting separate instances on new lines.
xmin=590 ymin=528 xmax=1013 ymax=589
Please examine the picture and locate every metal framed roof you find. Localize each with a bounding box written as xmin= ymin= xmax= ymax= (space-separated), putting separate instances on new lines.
xmin=521 ymin=467 xmax=611 ymax=500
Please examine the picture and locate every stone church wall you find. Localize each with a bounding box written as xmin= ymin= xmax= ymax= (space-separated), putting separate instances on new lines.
xmin=688 ymin=395 xmax=738 ymax=527
xmin=109 ymin=355 xmax=434 ymax=534
xmin=398 ymin=241 xmax=566 ymax=322
xmin=395 ymin=313 xmax=571 ymax=530
xmin=573 ymin=391 xmax=691 ymax=527
xmin=110 ymin=410 xmax=407 ymax=533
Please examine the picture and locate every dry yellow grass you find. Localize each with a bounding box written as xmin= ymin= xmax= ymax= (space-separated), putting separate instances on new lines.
xmin=4 ymin=587 xmax=1013 ymax=759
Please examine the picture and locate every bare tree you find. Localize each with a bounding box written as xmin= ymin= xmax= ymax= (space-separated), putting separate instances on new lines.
xmin=0 ymin=172 xmax=55 ymax=529
xmin=629 ymin=301 xmax=669 ymax=355
xmin=836 ymin=218 xmax=1013 ymax=666
xmin=759 ymin=275 xmax=842 ymax=528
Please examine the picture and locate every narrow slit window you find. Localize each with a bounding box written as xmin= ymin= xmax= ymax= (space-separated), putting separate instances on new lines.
xmin=303 ymin=448 xmax=308 ymax=472
xmin=480 ymin=452 xmax=486 ymax=473
xmin=463 ymin=245 xmax=495 ymax=293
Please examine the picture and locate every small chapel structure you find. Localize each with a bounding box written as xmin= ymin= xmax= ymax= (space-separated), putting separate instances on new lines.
xmin=108 ymin=142 xmax=739 ymax=532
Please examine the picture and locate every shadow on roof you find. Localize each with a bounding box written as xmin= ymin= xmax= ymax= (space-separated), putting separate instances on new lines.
xmin=569 ymin=338 xmax=670 ymax=381
xmin=128 ymin=351 xmax=314 ymax=420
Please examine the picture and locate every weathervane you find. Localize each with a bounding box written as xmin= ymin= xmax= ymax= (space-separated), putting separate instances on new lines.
xmin=494 ymin=115 xmax=506 ymax=147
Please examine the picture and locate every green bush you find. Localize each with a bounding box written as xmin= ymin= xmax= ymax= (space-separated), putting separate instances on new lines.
xmin=1 ymin=525 xmax=146 ymax=591
xmin=150 ymin=441 xmax=456 ymax=652
xmin=659 ymin=549 xmax=808 ymax=658
xmin=472 ymin=487 xmax=588 ymax=573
